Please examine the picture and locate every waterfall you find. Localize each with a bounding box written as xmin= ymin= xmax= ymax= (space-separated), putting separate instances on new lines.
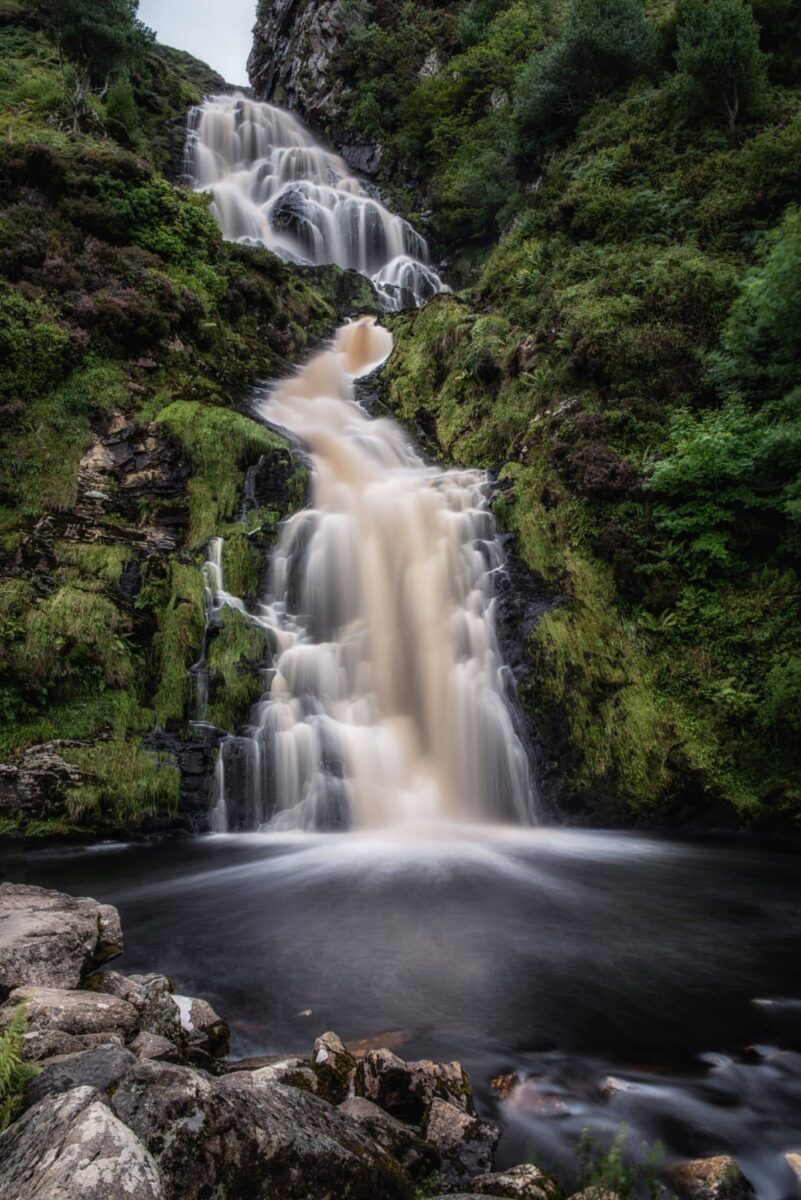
xmin=185 ymin=94 xmax=447 ymax=309
xmin=185 ymin=95 xmax=534 ymax=830
xmin=210 ymin=318 xmax=534 ymax=831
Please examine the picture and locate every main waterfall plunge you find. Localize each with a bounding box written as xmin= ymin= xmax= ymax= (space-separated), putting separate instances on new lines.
xmin=187 ymin=95 xmax=534 ymax=831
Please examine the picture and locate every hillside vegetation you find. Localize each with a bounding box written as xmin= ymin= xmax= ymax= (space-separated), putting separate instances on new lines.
xmin=338 ymin=0 xmax=801 ymax=825
xmin=0 ymin=0 xmax=339 ymax=834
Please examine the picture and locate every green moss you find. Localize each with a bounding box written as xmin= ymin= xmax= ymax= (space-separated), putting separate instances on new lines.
xmin=156 ymin=402 xmax=290 ymax=546
xmin=150 ymin=561 xmax=206 ymax=726
xmin=61 ymin=738 xmax=180 ymax=828
xmin=207 ymin=608 xmax=271 ymax=731
xmin=54 ymin=542 xmax=129 ymax=589
xmin=221 ymin=529 xmax=262 ymax=600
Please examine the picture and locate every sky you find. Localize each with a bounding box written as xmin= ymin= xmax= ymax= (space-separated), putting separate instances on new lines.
xmin=137 ymin=0 xmax=256 ymax=85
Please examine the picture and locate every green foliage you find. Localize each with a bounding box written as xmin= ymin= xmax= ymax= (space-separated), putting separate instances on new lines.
xmin=156 ymin=402 xmax=289 ymax=545
xmin=0 ymin=1005 xmax=38 ymax=1131
xmin=674 ymin=0 xmax=767 ymax=129
xmin=62 ymin=738 xmax=179 ymax=827
xmin=577 ymin=1130 xmax=668 ymax=1199
xmin=714 ymin=205 xmax=801 ymax=401
xmin=150 ymin=561 xmax=205 ymax=726
xmin=207 ymin=608 xmax=271 ymax=731
xmin=23 ymin=585 xmax=133 ymax=687
xmin=760 ymin=655 xmax=801 ymax=734
xmin=32 ymin=0 xmax=152 ymax=83
xmin=513 ymin=0 xmax=658 ymax=156
xmin=105 ymin=70 xmax=141 ymax=143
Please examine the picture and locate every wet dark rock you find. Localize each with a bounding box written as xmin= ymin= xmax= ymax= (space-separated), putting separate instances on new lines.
xmin=312 ymin=1028 xmax=357 ymax=1102
xmin=339 ymin=1095 xmax=440 ymax=1181
xmin=249 ymin=0 xmax=350 ymax=135
xmin=24 ymin=1044 xmax=136 ymax=1108
xmin=423 ymin=1097 xmax=500 ymax=1189
xmin=667 ymin=1156 xmax=755 ymax=1200
xmin=0 ymin=883 xmax=122 ymax=999
xmin=3 ymin=985 xmax=139 ymax=1041
xmin=0 ymin=750 xmax=90 ymax=816
xmin=112 ymin=1059 xmax=413 ymax=1199
xmin=356 ymin=1047 xmax=476 ymax=1123
xmin=472 ymin=1163 xmax=559 ymax=1198
xmin=0 ymin=1086 xmax=164 ymax=1200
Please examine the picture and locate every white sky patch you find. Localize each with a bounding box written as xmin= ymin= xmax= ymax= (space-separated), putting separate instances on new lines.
xmin=138 ymin=0 xmax=256 ymax=85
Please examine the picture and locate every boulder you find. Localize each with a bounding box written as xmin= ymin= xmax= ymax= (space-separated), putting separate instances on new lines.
xmin=24 ymin=1044 xmax=135 ymax=1108
xmin=356 ymin=1047 xmax=475 ymax=1122
xmin=785 ymin=1153 xmax=801 ymax=1183
xmin=171 ymin=993 xmax=229 ymax=1056
xmin=3 ymin=985 xmax=138 ymax=1041
xmin=339 ymin=1095 xmax=439 ymax=1181
xmin=472 ymin=1163 xmax=558 ymax=1198
xmin=92 ymin=972 xmax=229 ymax=1056
xmin=0 ymin=1085 xmax=164 ymax=1200
xmin=129 ymin=1031 xmax=180 ymax=1062
xmin=0 ymin=883 xmax=122 ymax=998
xmin=312 ymin=1028 xmax=357 ymax=1102
xmin=423 ymin=1097 xmax=500 ymax=1189
xmin=111 ymin=1059 xmax=412 ymax=1199
xmin=667 ymin=1157 xmax=755 ymax=1200
xmin=238 ymin=1057 xmax=320 ymax=1093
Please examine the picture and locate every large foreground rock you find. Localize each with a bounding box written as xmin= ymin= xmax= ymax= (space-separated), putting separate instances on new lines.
xmin=0 ymin=1085 xmax=164 ymax=1200
xmin=24 ymin=1044 xmax=136 ymax=1108
xmin=3 ymin=985 xmax=138 ymax=1040
xmin=0 ymin=883 xmax=122 ymax=998
xmin=111 ymin=1059 xmax=413 ymax=1199
xmin=424 ymin=1097 xmax=500 ymax=1189
xmin=339 ymin=1095 xmax=439 ymax=1181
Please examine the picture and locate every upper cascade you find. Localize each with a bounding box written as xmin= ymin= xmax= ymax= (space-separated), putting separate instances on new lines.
xmin=185 ymin=94 xmax=447 ymax=309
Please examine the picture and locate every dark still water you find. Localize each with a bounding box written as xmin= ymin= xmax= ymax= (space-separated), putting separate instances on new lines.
xmin=3 ymin=826 xmax=801 ymax=1197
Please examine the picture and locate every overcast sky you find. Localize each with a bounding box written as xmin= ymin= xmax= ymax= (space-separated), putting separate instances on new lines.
xmin=138 ymin=0 xmax=256 ymax=85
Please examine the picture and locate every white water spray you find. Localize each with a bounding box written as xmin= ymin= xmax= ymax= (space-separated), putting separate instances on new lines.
xmin=211 ymin=319 xmax=533 ymax=831
xmin=185 ymin=94 xmax=447 ymax=309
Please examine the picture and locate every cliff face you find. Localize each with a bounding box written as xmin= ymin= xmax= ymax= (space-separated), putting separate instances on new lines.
xmin=248 ymin=2 xmax=356 ymax=148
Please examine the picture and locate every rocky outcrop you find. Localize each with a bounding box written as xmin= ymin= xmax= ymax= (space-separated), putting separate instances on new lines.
xmin=0 ymin=883 xmax=585 ymax=1200
xmin=248 ymin=1 xmax=350 ymax=132
xmin=0 ymin=883 xmax=122 ymax=999
xmin=0 ymin=1086 xmax=165 ymax=1200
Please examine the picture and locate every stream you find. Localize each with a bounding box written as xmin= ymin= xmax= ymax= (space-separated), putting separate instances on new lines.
xmin=2 ymin=830 xmax=801 ymax=1197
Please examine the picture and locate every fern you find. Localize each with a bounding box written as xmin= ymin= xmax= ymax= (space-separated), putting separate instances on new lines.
xmin=0 ymin=1005 xmax=38 ymax=1130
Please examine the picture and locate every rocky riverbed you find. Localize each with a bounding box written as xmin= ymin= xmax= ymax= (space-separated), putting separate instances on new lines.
xmin=0 ymin=881 xmax=766 ymax=1200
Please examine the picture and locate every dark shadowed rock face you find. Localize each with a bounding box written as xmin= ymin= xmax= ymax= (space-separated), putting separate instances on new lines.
xmin=0 ymin=883 xmax=122 ymax=1000
xmin=24 ymin=1044 xmax=136 ymax=1108
xmin=248 ymin=0 xmax=351 ymax=135
xmin=111 ymin=1059 xmax=413 ymax=1200
xmin=423 ymin=1098 xmax=500 ymax=1190
xmin=0 ymin=1086 xmax=164 ymax=1200
xmin=339 ymin=1095 xmax=440 ymax=1182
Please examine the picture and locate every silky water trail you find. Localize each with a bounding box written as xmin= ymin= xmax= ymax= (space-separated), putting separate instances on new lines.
xmin=7 ymin=95 xmax=801 ymax=1199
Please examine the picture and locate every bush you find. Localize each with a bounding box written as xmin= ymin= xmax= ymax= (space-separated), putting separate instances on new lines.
xmin=514 ymin=0 xmax=657 ymax=156
xmin=674 ymin=0 xmax=767 ymax=130
xmin=0 ymin=1005 xmax=37 ymax=1130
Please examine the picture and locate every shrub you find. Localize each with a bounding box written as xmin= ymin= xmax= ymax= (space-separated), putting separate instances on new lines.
xmin=0 ymin=1005 xmax=37 ymax=1130
xmin=760 ymin=656 xmax=801 ymax=734
xmin=674 ymin=0 xmax=767 ymax=130
xmin=514 ymin=0 xmax=657 ymax=156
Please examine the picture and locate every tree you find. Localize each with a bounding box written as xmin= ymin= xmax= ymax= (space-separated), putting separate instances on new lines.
xmin=674 ymin=0 xmax=767 ymax=131
xmin=33 ymin=0 xmax=153 ymax=131
xmin=513 ymin=0 xmax=657 ymax=158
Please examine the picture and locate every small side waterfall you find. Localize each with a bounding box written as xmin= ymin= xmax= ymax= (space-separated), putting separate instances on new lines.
xmin=210 ymin=319 xmax=534 ymax=832
xmin=185 ymin=94 xmax=447 ymax=309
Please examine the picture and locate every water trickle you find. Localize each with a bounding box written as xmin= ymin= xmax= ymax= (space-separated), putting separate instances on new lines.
xmin=210 ymin=318 xmax=535 ymax=831
xmin=185 ymin=94 xmax=447 ymax=308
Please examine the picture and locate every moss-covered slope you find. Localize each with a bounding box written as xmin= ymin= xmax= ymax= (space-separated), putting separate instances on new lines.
xmin=0 ymin=9 xmax=338 ymax=836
